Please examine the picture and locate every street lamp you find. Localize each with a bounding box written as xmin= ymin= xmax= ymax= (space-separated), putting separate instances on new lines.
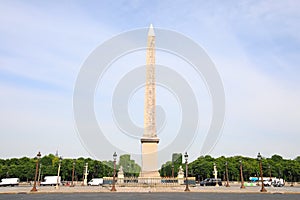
xmin=71 ymin=159 xmax=76 ymax=187
xmin=257 ymin=153 xmax=267 ymax=192
xmin=172 ymin=163 xmax=174 ymax=178
xmin=184 ymin=152 xmax=190 ymax=192
xmin=239 ymin=160 xmax=245 ymax=189
xmin=55 ymin=156 xmax=62 ymax=189
xmin=256 ymin=171 xmax=260 ymax=186
xmin=111 ymin=152 xmax=117 ymax=192
xmin=268 ymin=165 xmax=272 ymax=180
xmin=31 ymin=152 xmax=41 ymax=192
xmin=289 ymin=171 xmax=294 ymax=187
xmin=37 ymin=163 xmax=42 ymax=186
xmin=225 ymin=162 xmax=230 ymax=187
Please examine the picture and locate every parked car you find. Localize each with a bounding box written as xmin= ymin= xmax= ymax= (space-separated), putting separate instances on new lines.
xmin=200 ymin=178 xmax=222 ymax=186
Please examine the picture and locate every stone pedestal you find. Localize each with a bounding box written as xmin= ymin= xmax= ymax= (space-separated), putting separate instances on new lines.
xmin=83 ymin=163 xmax=88 ymax=186
xmin=117 ymin=166 xmax=124 ymax=184
xmin=177 ymin=166 xmax=184 ymax=185
xmin=140 ymin=138 xmax=160 ymax=178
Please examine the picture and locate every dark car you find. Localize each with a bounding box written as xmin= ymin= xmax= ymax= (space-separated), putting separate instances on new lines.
xmin=200 ymin=178 xmax=222 ymax=186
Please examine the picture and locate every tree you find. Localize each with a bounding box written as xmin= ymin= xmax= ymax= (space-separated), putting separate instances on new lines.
xmin=118 ymin=154 xmax=141 ymax=177
xmin=159 ymin=153 xmax=183 ymax=177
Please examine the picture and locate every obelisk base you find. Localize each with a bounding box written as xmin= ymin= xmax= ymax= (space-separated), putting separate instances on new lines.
xmin=140 ymin=138 xmax=160 ymax=182
xmin=139 ymin=171 xmax=160 ymax=178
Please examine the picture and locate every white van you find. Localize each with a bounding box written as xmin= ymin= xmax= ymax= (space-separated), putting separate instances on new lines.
xmin=40 ymin=176 xmax=61 ymax=186
xmin=88 ymin=178 xmax=103 ymax=186
xmin=0 ymin=178 xmax=20 ymax=187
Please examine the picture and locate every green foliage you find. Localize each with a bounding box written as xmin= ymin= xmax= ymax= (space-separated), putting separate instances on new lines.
xmin=1 ymin=154 xmax=299 ymax=182
xmin=0 ymin=154 xmax=120 ymax=182
xmin=118 ymin=154 xmax=141 ymax=177
xmin=160 ymin=153 xmax=182 ymax=177
xmin=160 ymin=154 xmax=300 ymax=182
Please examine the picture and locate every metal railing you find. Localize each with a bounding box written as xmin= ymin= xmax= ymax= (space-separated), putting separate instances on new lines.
xmin=103 ymin=177 xmax=195 ymax=187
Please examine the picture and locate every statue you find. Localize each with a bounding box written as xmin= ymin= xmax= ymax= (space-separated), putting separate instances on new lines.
xmin=117 ymin=165 xmax=124 ymax=184
xmin=177 ymin=165 xmax=184 ymax=184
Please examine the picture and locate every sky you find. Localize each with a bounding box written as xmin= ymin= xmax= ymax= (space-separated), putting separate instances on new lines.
xmin=1 ymin=0 xmax=300 ymax=165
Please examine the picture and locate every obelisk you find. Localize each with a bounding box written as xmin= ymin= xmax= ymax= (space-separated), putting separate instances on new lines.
xmin=140 ymin=24 xmax=160 ymax=178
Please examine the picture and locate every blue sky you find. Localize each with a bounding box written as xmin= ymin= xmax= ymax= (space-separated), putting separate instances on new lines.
xmin=1 ymin=0 xmax=300 ymax=164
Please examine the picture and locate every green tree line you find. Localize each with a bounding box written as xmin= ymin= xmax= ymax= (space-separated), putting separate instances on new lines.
xmin=0 ymin=154 xmax=140 ymax=182
xmin=160 ymin=154 xmax=300 ymax=182
xmin=1 ymin=153 xmax=299 ymax=182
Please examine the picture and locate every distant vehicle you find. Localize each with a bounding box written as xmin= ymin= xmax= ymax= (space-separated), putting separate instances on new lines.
xmin=249 ymin=177 xmax=259 ymax=182
xmin=272 ymin=178 xmax=285 ymax=187
xmin=0 ymin=178 xmax=20 ymax=187
xmin=88 ymin=178 xmax=103 ymax=186
xmin=263 ymin=178 xmax=285 ymax=187
xmin=200 ymin=178 xmax=222 ymax=186
xmin=263 ymin=179 xmax=273 ymax=187
xmin=40 ymin=176 xmax=61 ymax=186
xmin=248 ymin=177 xmax=285 ymax=187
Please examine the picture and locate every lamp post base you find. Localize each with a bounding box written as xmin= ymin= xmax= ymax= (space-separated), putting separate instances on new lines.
xmin=111 ymin=185 xmax=117 ymax=192
xmin=184 ymin=185 xmax=190 ymax=192
xmin=30 ymin=187 xmax=37 ymax=192
xmin=260 ymin=188 xmax=267 ymax=192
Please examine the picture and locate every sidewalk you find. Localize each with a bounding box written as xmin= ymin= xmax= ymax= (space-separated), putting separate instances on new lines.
xmin=0 ymin=185 xmax=299 ymax=194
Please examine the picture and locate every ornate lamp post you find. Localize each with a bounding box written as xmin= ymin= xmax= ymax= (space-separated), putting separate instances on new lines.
xmin=184 ymin=152 xmax=190 ymax=192
xmin=55 ymin=156 xmax=62 ymax=189
xmin=239 ymin=160 xmax=245 ymax=189
xmin=111 ymin=152 xmax=117 ymax=192
xmin=257 ymin=153 xmax=267 ymax=192
xmin=31 ymin=152 xmax=41 ymax=192
xmin=225 ymin=162 xmax=230 ymax=187
xmin=71 ymin=159 xmax=76 ymax=187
